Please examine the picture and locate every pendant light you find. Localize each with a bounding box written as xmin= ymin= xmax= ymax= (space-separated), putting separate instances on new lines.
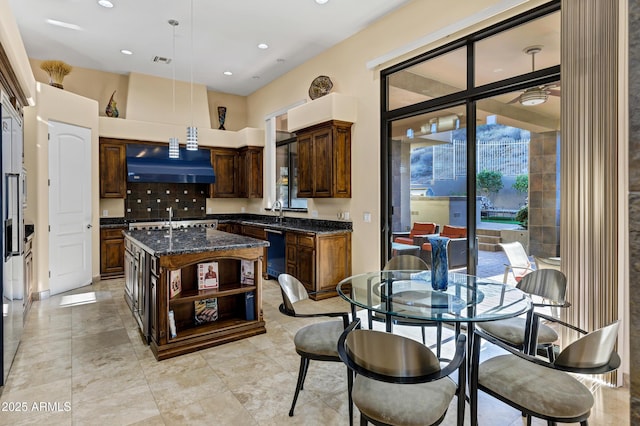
xmin=168 ymin=19 xmax=180 ymax=158
xmin=186 ymin=0 xmax=198 ymax=150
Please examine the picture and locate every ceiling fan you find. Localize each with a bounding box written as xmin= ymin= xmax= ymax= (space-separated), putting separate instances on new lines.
xmin=507 ymin=46 xmax=560 ymax=106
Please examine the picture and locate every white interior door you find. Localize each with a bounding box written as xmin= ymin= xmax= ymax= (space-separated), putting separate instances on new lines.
xmin=48 ymin=121 xmax=92 ymax=295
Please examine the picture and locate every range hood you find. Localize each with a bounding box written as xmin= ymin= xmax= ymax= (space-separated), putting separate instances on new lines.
xmin=126 ymin=144 xmax=216 ymax=184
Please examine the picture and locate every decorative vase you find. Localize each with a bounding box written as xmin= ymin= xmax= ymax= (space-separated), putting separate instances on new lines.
xmin=429 ymin=236 xmax=450 ymax=291
xmin=217 ymin=106 xmax=227 ymax=130
xmin=105 ymin=90 xmax=119 ymax=117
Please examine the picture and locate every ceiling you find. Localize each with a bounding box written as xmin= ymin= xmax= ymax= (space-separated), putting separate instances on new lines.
xmin=8 ymin=0 xmax=411 ymax=96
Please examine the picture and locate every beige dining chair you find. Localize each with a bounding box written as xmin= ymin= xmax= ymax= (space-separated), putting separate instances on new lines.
xmin=339 ymin=318 xmax=467 ymax=426
xmin=476 ymin=269 xmax=568 ymax=360
xmin=277 ymin=274 xmax=351 ymax=419
xmin=470 ymin=319 xmax=620 ymax=426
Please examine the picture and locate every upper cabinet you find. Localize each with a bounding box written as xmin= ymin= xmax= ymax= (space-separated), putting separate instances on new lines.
xmin=238 ymin=146 xmax=263 ymax=198
xmin=297 ymin=120 xmax=352 ymax=198
xmin=210 ymin=146 xmax=263 ymax=199
xmin=210 ymin=148 xmax=238 ymax=198
xmin=99 ymin=139 xmax=127 ymax=198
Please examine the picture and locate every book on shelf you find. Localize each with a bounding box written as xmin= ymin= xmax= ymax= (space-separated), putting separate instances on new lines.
xmin=168 ymin=310 xmax=177 ymax=338
xmin=245 ymin=291 xmax=256 ymax=321
xmin=240 ymin=260 xmax=254 ymax=286
xmin=194 ymin=298 xmax=219 ymax=324
xmin=169 ymin=270 xmax=182 ymax=298
xmin=197 ymin=262 xmax=219 ymax=290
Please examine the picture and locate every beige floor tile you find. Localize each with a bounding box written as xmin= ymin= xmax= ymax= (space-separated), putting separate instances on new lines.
xmin=0 ymin=276 xmax=630 ymax=425
xmin=3 ymin=354 xmax=71 ymax=392
xmin=138 ymin=352 xmax=208 ymax=379
xmin=71 ymin=327 xmax=131 ymax=354
xmin=72 ymin=368 xmax=149 ymax=406
xmin=71 ymin=383 xmax=160 ymax=425
xmin=146 ymin=365 xmax=225 ymax=413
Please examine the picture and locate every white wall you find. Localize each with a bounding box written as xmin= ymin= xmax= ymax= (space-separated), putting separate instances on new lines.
xmin=24 ymin=83 xmax=99 ymax=293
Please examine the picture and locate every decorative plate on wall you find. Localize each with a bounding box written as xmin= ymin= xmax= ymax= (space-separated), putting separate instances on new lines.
xmin=308 ymin=75 xmax=333 ymax=100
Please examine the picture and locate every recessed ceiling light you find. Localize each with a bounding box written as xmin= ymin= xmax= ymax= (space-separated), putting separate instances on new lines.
xmin=223 ymin=71 xmax=233 ymax=76
xmin=276 ymin=58 xmax=285 ymax=63
xmin=252 ymin=76 xmax=260 ymax=79
xmin=98 ymin=0 xmax=114 ymax=8
xmin=45 ymin=19 xmax=82 ymax=31
xmin=315 ymin=0 xmax=329 ymax=4
xmin=257 ymin=43 xmax=269 ymax=50
xmin=120 ymin=49 xmax=133 ymax=55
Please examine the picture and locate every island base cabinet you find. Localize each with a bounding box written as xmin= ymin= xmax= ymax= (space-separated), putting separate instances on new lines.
xmin=149 ymin=247 xmax=266 ymax=361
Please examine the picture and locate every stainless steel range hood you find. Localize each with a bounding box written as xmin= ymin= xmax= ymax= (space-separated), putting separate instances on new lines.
xmin=126 ymin=144 xmax=216 ymax=184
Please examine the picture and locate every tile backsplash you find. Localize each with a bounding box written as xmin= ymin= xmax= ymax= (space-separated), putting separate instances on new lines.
xmin=125 ymin=183 xmax=208 ymax=220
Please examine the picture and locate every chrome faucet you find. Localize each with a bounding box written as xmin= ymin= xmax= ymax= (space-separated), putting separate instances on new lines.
xmin=272 ymin=200 xmax=284 ymax=223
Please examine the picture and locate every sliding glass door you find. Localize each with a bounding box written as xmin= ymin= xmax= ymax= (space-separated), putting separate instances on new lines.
xmin=381 ymin=2 xmax=560 ymax=277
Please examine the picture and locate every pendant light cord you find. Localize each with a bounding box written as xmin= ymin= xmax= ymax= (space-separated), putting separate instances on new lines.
xmin=172 ymin=21 xmax=177 ymax=113
xmin=190 ymin=0 xmax=194 ymax=127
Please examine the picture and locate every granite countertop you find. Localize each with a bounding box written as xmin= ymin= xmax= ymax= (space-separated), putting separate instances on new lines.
xmin=233 ymin=218 xmax=350 ymax=235
xmin=124 ymin=228 xmax=269 ymax=256
xmin=102 ymin=214 xmax=352 ymax=235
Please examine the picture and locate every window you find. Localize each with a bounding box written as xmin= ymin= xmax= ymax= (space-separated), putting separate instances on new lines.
xmin=381 ymin=3 xmax=561 ymax=273
xmin=275 ymin=115 xmax=307 ymax=209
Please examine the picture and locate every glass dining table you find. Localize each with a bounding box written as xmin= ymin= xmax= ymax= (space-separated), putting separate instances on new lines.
xmin=337 ymin=270 xmax=533 ymax=424
xmin=337 ymin=270 xmax=532 ymax=330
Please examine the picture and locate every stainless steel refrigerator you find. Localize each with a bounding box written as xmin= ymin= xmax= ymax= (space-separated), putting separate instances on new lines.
xmin=1 ymin=90 xmax=24 ymax=387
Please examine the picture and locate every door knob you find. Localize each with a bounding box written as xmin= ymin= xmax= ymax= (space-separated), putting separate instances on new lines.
xmin=87 ymin=224 xmax=92 ymax=229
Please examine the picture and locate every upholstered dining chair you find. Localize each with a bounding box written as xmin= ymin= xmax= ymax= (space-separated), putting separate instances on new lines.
xmin=367 ymin=255 xmax=446 ymax=357
xmin=339 ymin=318 xmax=467 ymax=426
xmin=499 ymin=241 xmax=534 ymax=284
xmin=277 ymin=274 xmax=350 ymax=418
xmin=470 ymin=318 xmax=620 ymax=426
xmin=476 ymin=269 xmax=569 ymax=360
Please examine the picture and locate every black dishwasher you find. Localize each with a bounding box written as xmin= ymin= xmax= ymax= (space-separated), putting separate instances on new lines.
xmin=266 ymin=229 xmax=286 ymax=279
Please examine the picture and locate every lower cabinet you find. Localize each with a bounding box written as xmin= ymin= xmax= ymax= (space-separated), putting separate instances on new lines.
xmin=241 ymin=225 xmax=268 ymax=278
xmin=100 ymin=226 xmax=126 ymax=278
xmin=286 ymin=231 xmax=351 ymax=300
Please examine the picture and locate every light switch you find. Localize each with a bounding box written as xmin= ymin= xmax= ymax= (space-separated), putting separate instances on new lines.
xmin=102 ymin=209 xmax=108 ymax=217
xmin=312 ymin=210 xmax=318 ymax=218
xmin=363 ymin=212 xmax=372 ymax=222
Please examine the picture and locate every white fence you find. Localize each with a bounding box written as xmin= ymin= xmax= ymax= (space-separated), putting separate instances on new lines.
xmin=432 ymin=139 xmax=529 ymax=180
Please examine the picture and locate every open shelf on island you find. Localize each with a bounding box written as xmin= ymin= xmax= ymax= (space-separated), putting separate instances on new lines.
xmin=169 ymin=283 xmax=256 ymax=306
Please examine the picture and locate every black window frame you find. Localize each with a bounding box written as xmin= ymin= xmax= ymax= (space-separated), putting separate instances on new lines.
xmin=379 ymin=0 xmax=561 ymax=272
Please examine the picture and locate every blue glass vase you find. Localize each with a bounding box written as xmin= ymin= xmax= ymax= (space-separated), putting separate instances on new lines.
xmin=429 ymin=236 xmax=450 ymax=291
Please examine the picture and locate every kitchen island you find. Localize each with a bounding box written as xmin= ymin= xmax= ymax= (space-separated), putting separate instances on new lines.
xmin=123 ymin=227 xmax=269 ymax=360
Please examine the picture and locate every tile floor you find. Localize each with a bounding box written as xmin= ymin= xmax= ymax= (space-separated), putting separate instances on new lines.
xmin=0 ymin=276 xmax=630 ymax=425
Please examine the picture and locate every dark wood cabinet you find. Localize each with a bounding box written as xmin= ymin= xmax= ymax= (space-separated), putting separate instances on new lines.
xmin=296 ymin=120 xmax=352 ymax=198
xmin=242 ymin=225 xmax=268 ymax=278
xmin=238 ymin=146 xmax=263 ymax=198
xmin=100 ymin=226 xmax=126 ymax=278
xmin=210 ymin=146 xmax=263 ymax=199
xmin=217 ymin=222 xmax=242 ymax=234
xmin=210 ymin=148 xmax=238 ymax=197
xmin=285 ymin=230 xmax=351 ymax=300
xmin=99 ymin=140 xmax=127 ymax=198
